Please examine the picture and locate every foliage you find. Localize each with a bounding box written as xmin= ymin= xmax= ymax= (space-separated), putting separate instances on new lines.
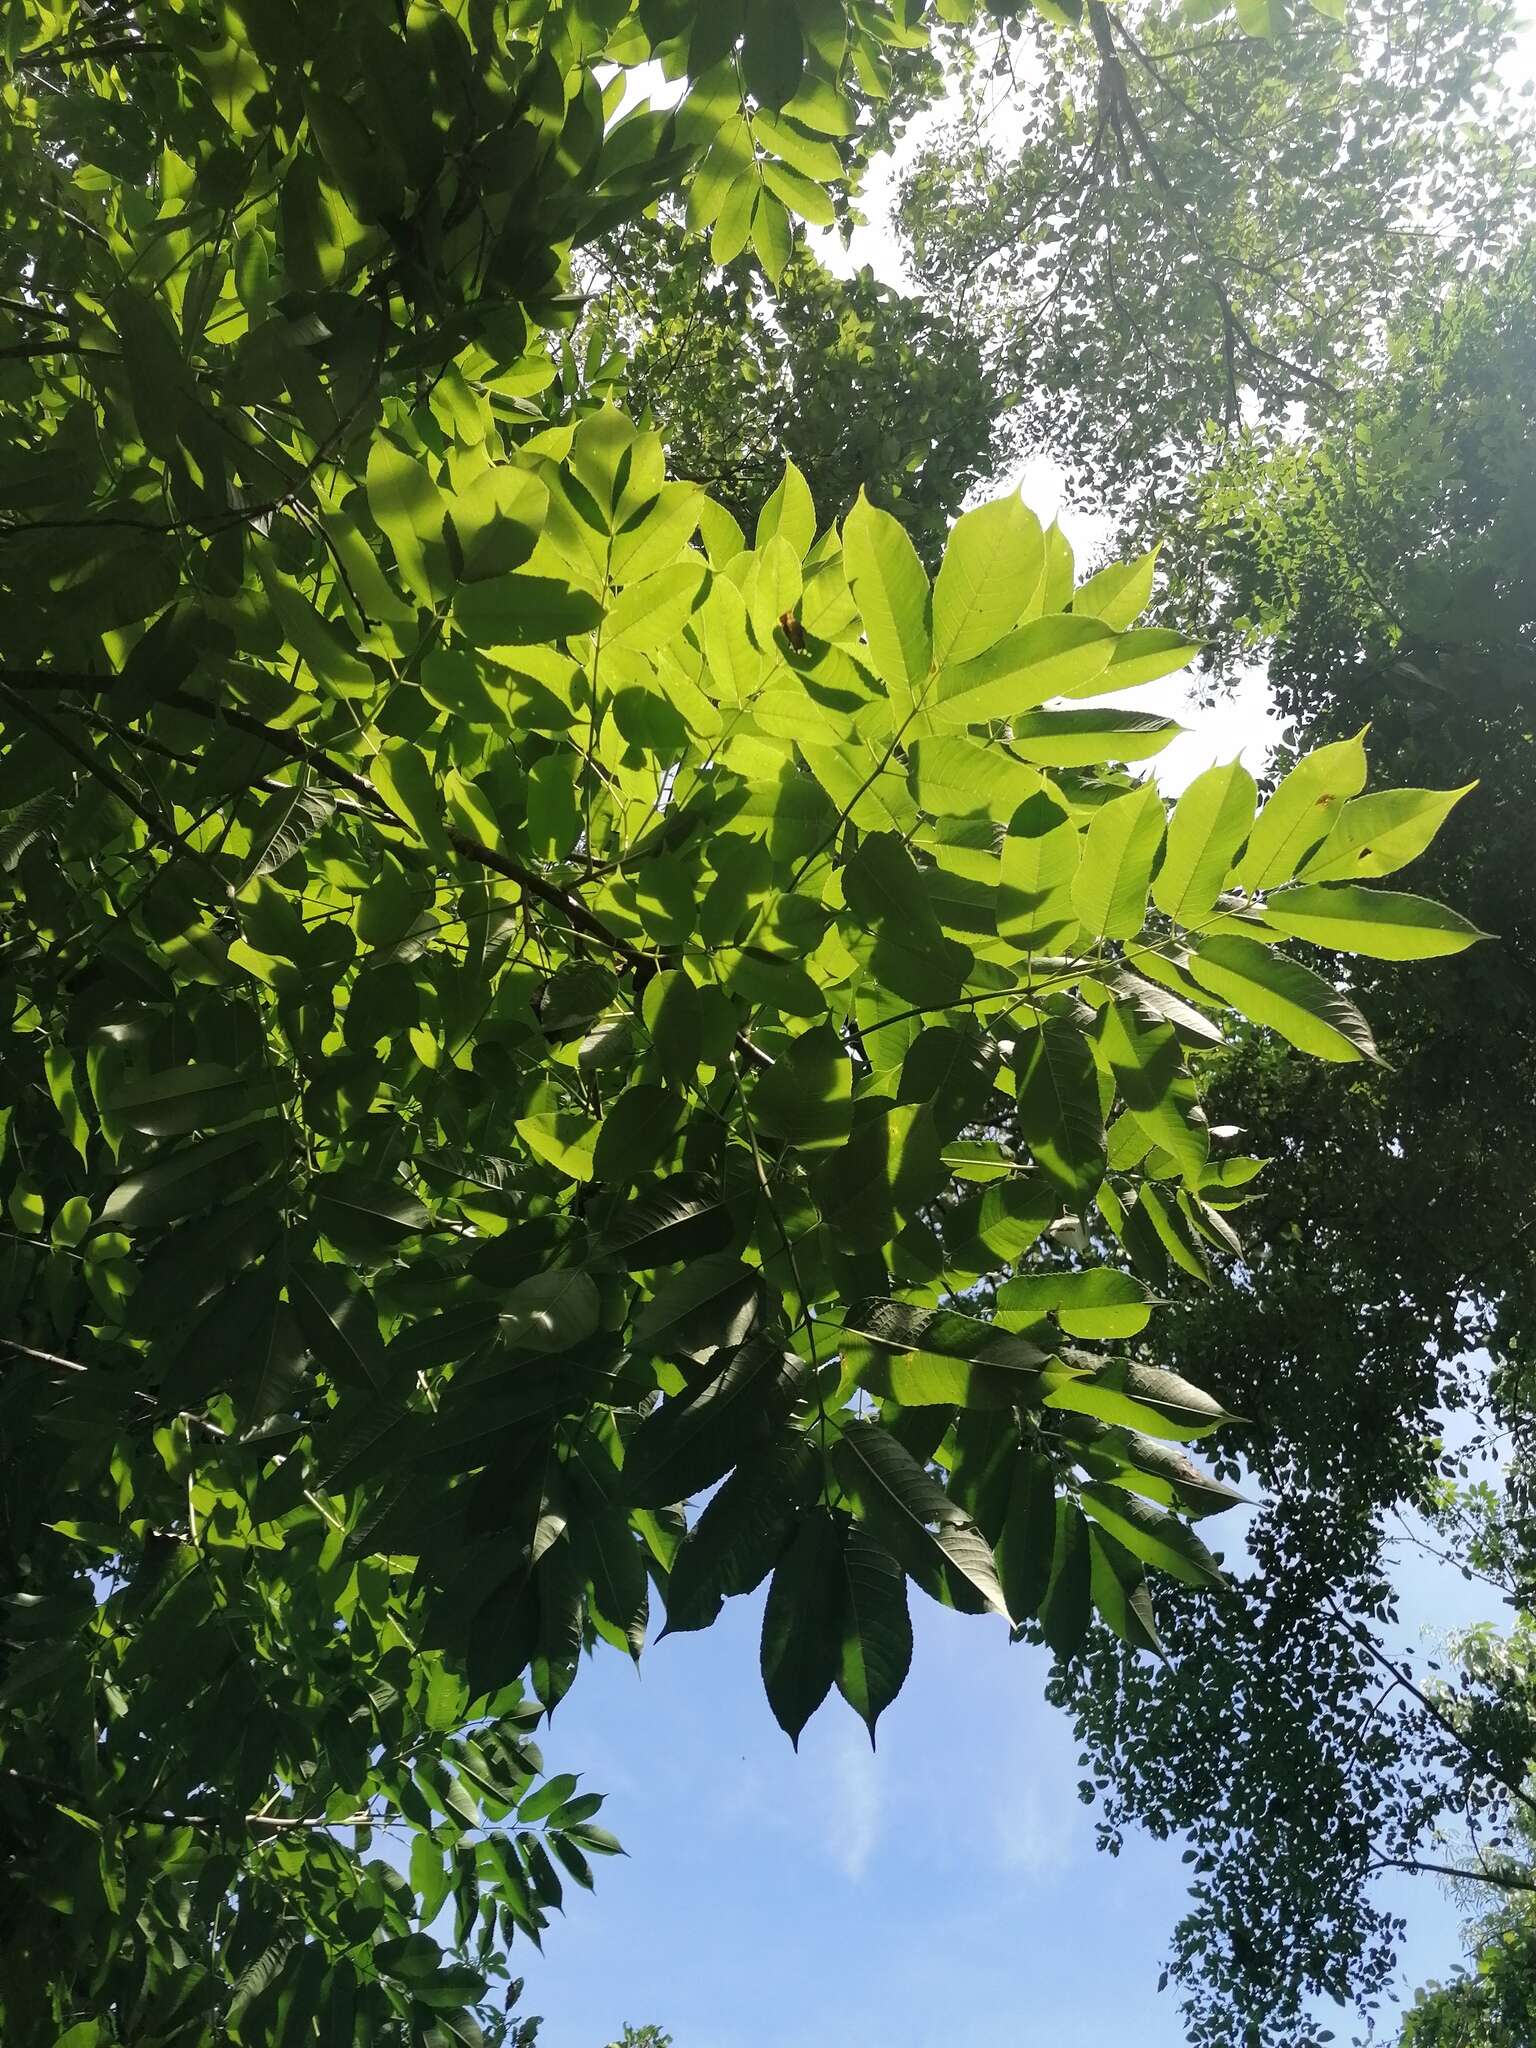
xmin=0 ymin=0 xmax=1478 ymax=2044
xmin=1398 ymin=1615 xmax=1536 ymax=2047
xmin=1048 ymin=232 xmax=1536 ymax=2048
xmin=605 ymin=2029 xmax=674 ymax=2048
xmin=900 ymin=0 xmax=1533 ymax=519
xmin=581 ymin=220 xmax=1004 ymax=565
xmin=1402 ymin=1915 xmax=1536 ymax=2047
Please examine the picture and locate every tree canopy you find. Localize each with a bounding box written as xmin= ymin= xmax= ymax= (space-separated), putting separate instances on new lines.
xmin=0 ymin=2 xmax=1512 ymax=2045
xmin=1038 ymin=169 xmax=1536 ymax=2048
xmin=901 ymin=0 xmax=1530 ymax=518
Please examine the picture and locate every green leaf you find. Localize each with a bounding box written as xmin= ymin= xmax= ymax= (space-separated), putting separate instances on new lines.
xmin=756 ymin=459 xmax=818 ymax=557
xmin=1234 ymin=0 xmax=1282 ymax=37
xmin=699 ymin=498 xmax=747 ymax=568
xmin=761 ymin=155 xmax=835 ymax=227
xmin=1079 ymin=1485 xmax=1226 ymax=1590
xmin=832 ymin=1419 xmax=1007 ymax=1618
xmin=1040 ymin=520 xmax=1073 ymax=606
xmin=971 ymin=1176 xmax=1059 ymax=1261
xmin=753 ymin=188 xmax=793 ymax=281
xmin=1138 ymin=1183 xmax=1211 ymax=1282
xmin=1260 ymin=884 xmax=1488 ymax=959
xmin=1151 ymin=760 xmax=1257 ymax=926
xmin=242 ymin=785 xmax=335 ymax=884
xmin=934 ymin=615 xmax=1115 ymax=725
xmin=839 ymin=1298 xmax=1049 ymax=1408
xmin=548 ymin=1791 xmax=604 ymax=1829
xmin=663 ymin=1432 xmax=820 ymax=1633
xmin=103 ymin=1063 xmax=291 ymax=1137
xmin=605 ymin=559 xmax=707 ymax=650
xmin=515 ymin=1111 xmax=600 ymax=1181
xmin=227 ymin=1937 xmax=298 ymax=2030
xmin=602 ymin=1176 xmax=732 ymax=1267
xmin=452 ymin=575 xmax=604 ymax=648
xmin=480 ymin=1835 xmax=543 ymax=1945
xmin=567 ymin=1821 xmax=625 ymax=1857
xmin=617 ymin=688 xmax=691 ymax=762
xmin=1073 ymin=546 xmax=1158 ymax=629
xmin=575 ymin=1505 xmax=648 ymax=1662
xmin=517 ymin=1773 xmax=580 ymax=1825
xmin=818 ymin=1099 xmax=946 ymax=1251
xmin=642 ymin=969 xmax=703 ymax=1085
xmin=910 ymin=735 xmax=1040 ymax=823
xmin=1095 ymin=1000 xmax=1208 ymax=1182
xmin=366 ymin=438 xmax=444 ymax=606
xmin=760 ymin=1508 xmax=841 ymax=1746
xmin=843 ymin=831 xmax=939 ymax=931
xmin=994 ymin=1449 xmax=1057 ymax=1625
xmin=743 ymin=0 xmax=806 ymax=107
xmin=413 ymin=1964 xmax=489 ymax=2010
xmin=593 ymin=1084 xmax=685 ymax=1181
xmin=373 ymin=1932 xmax=443 ymax=1983
xmin=750 ymin=1023 xmax=853 ymax=1152
xmin=313 ymin=1172 xmax=431 ymax=1243
xmin=633 ymin=1256 xmax=764 ymax=1362
xmin=1087 ymin=1526 xmax=1163 ymax=1654
xmin=287 ymin=1264 xmax=388 ymax=1395
xmin=450 ymin=465 xmax=549 ymax=582
xmin=1037 ymin=1500 xmax=1091 ymax=1657
xmin=1099 ymin=627 xmax=1200 ymax=689
xmin=1043 ymin=1357 xmax=1234 ymax=1440
xmin=526 ymin=753 xmax=581 ymax=861
xmin=711 ymin=174 xmax=757 ymax=266
xmin=898 ymin=1024 xmax=995 ymax=1135
xmin=500 ymin=1270 xmax=601 ymax=1353
xmin=1013 ymin=1017 xmax=1105 ymax=1203
xmin=844 ymin=833 xmax=970 ymax=1006
xmin=843 ymin=490 xmax=931 ymax=700
xmin=1008 ymin=709 xmax=1182 ymax=767
xmin=1235 ymin=731 xmax=1369 ymax=890
xmin=999 ymin=790 xmax=1081 ymax=949
xmin=1189 ymin=935 xmax=1376 ymax=1061
xmin=373 ymin=738 xmax=448 ymax=853
xmin=1104 ymin=1433 xmax=1246 ymax=1518
xmin=622 ymin=1335 xmax=808 ymax=1506
xmin=1297 ymin=783 xmax=1476 ymax=883
xmin=996 ymin=1269 xmax=1153 ymax=1340
xmin=932 ymin=495 xmax=1044 ymax=666
xmin=728 ymin=946 xmax=831 ymax=1018
xmin=99 ymin=1125 xmax=283 ymax=1232
xmin=836 ymin=1523 xmax=913 ymax=1743
xmin=622 ymin=705 xmax=692 ymax=780
xmin=802 ymin=736 xmax=915 ymax=833
xmin=1073 ymin=780 xmax=1165 ymax=942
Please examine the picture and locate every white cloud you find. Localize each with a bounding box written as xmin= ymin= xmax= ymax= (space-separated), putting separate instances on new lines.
xmin=812 ymin=1719 xmax=884 ymax=1881
xmin=989 ymin=1766 xmax=1078 ymax=1878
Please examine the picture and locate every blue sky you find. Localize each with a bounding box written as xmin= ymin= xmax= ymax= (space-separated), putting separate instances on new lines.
xmin=516 ymin=1486 xmax=1502 ymax=2048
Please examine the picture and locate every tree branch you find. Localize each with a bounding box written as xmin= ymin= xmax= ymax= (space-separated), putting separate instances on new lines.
xmin=1371 ymin=1854 xmax=1536 ymax=1894
xmin=1328 ymin=1597 xmax=1536 ymax=1825
xmin=1085 ymin=1 xmax=1344 ymax=414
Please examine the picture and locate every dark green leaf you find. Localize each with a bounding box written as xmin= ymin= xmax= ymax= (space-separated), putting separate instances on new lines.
xmin=622 ymin=1336 xmax=808 ymax=1506
xmin=1037 ymin=1500 xmax=1091 ymax=1657
xmin=1014 ymin=1017 xmax=1105 ymax=1203
xmin=836 ymin=1523 xmax=913 ymax=1742
xmin=760 ymin=1508 xmax=842 ymax=1746
xmin=662 ymin=1431 xmax=820 ymax=1633
xmin=832 ymin=1419 xmax=1007 ymax=1617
